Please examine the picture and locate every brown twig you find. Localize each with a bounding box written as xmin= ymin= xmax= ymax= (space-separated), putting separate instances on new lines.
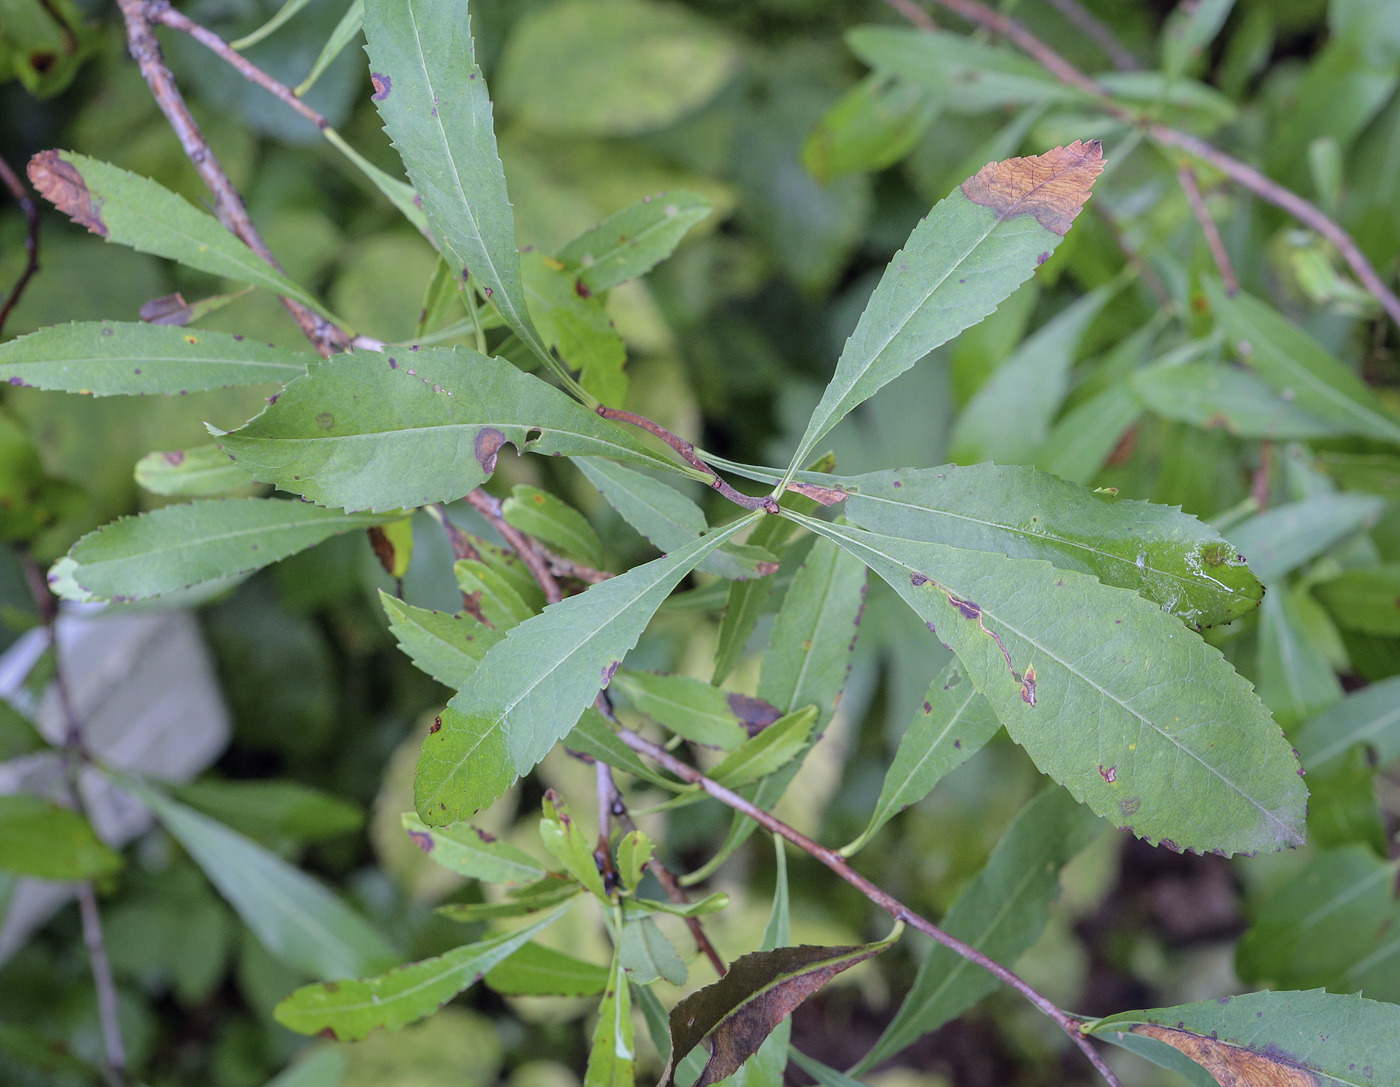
xmin=920 ymin=0 xmax=1400 ymax=329
xmin=1041 ymin=0 xmax=1139 ymax=70
xmin=538 ymin=545 xmax=614 ymax=584
xmin=17 ymin=552 xmax=128 ymax=1087
xmin=614 ymin=726 xmax=1123 ymax=1087
xmin=1177 ymin=166 xmax=1239 ymax=296
xmin=0 ymin=153 xmax=41 ymax=339
xmin=463 ymin=489 xmax=564 ymax=605
xmin=597 ymin=408 xmax=779 ymax=514
xmin=145 ymin=1 xmax=327 ymax=132
xmin=881 ymin=0 xmax=938 ymax=32
xmin=111 ymin=0 xmax=343 ymax=356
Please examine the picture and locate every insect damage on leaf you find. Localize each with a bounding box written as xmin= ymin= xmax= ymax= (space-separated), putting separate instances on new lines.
xmin=1130 ymin=1024 xmax=1319 ymax=1086
xmin=28 ymin=150 xmax=107 ymax=237
xmin=961 ymin=140 xmax=1105 ymax=236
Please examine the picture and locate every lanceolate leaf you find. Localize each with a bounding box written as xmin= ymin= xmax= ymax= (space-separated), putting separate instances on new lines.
xmin=1296 ymin=676 xmax=1400 ymax=771
xmin=361 ymin=0 xmax=552 ymax=367
xmin=791 ymin=515 xmax=1307 ymax=856
xmin=708 ymin=706 xmax=818 ymax=788
xmin=0 ymin=795 xmax=122 ymax=881
xmin=664 ymin=929 xmax=901 ymax=1087
xmin=27 ymin=152 xmax=329 ymax=319
xmin=0 ymin=322 xmax=308 ymax=396
xmin=618 ymin=914 xmax=687 ymax=986
xmin=1315 ymin=566 xmax=1400 ymax=635
xmin=1227 ymin=493 xmax=1385 ymax=582
xmin=1133 ymin=360 xmax=1348 ymax=440
xmin=857 ymin=788 xmax=1099 ymax=1071
xmin=839 ymin=463 xmax=1262 ymax=627
xmin=1210 ymin=281 xmax=1400 ymax=445
xmin=128 ymin=780 xmax=398 ymax=981
xmin=577 ymin=458 xmax=778 ymax=581
xmin=611 ymin=670 xmax=773 ymax=750
xmin=557 ymin=191 xmax=713 ymax=293
xmin=59 ymin=499 xmax=390 ymax=602
xmin=564 ymin=709 xmax=685 ymax=792
xmin=586 ymin=954 xmax=635 ymax=1087
xmin=484 ymin=941 xmax=609 ymax=996
xmin=785 ymin=141 xmax=1104 ymax=475
xmin=214 ymin=347 xmax=676 ymax=513
xmin=274 ymin=900 xmax=573 ymax=1040
xmin=400 ymin=813 xmax=547 ymax=883
xmin=380 ymin=592 xmax=503 ymax=689
xmin=136 ymin=446 xmax=256 ymax=498
xmin=843 ymin=658 xmax=1000 ymax=856
xmin=1084 ymin=989 xmax=1400 ymax=1087
xmin=415 ymin=515 xmax=757 ymax=824
xmin=502 ymin=485 xmax=604 ymax=567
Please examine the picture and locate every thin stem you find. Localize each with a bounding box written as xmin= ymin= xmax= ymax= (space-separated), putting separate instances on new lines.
xmin=17 ymin=552 xmax=128 ymax=1085
xmin=537 ymin=545 xmax=614 ymax=584
xmin=1040 ymin=0 xmax=1139 ymax=70
xmin=920 ymin=0 xmax=1400 ymax=328
xmin=464 ymin=277 xmax=487 ymax=355
xmin=614 ymin=726 xmax=1123 ymax=1087
xmin=1177 ymin=166 xmax=1239 ymax=296
xmin=112 ymin=0 xmax=342 ymax=355
xmin=597 ymin=408 xmax=779 ymax=513
xmin=0 ymin=152 xmax=41 ymax=339
xmin=463 ymin=489 xmax=563 ymax=605
xmin=881 ymin=0 xmax=938 ymax=32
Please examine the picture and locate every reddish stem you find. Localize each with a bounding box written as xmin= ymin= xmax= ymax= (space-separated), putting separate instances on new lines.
xmin=0 ymin=153 xmax=41 ymax=339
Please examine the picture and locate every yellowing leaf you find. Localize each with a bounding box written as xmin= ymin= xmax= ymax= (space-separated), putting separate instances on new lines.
xmin=960 ymin=139 xmax=1105 ymax=236
xmin=1131 ymin=1024 xmax=1318 ymax=1087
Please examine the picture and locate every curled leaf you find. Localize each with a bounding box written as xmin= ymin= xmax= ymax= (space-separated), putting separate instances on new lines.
xmin=664 ymin=928 xmax=901 ymax=1087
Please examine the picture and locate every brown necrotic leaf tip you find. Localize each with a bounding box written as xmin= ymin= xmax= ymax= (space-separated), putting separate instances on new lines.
xmin=28 ymin=150 xmax=107 ymax=237
xmin=1130 ymin=1024 xmax=1319 ymax=1087
xmin=961 ymin=140 xmax=1105 ymax=236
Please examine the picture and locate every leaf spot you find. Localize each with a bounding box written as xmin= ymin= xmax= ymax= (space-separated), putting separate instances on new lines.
xmin=960 ymin=140 xmax=1105 ymax=236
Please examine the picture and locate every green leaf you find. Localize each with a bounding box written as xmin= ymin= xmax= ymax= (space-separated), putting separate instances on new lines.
xmin=708 ymin=706 xmax=818 ymax=788
xmin=663 ymin=928 xmax=901 ymax=1087
xmin=1257 ymin=582 xmax=1343 ymax=729
xmin=1084 ymin=989 xmax=1400 ymax=1086
xmin=0 ymin=701 xmax=44 ymax=761
xmin=455 ymin=560 xmax=537 ymax=631
xmin=497 ymin=0 xmax=738 ymax=137
xmin=1033 ymin=382 xmax=1142 ymax=485
xmin=618 ymin=913 xmax=687 ymax=986
xmin=538 ymin=791 xmax=607 ymax=901
xmin=1227 ymin=493 xmax=1385 ymax=582
xmin=294 ymin=0 xmax=364 ymax=97
xmin=847 ymin=27 xmax=1080 ymax=113
xmin=564 ymin=709 xmax=686 ymax=792
xmin=1209 ymin=281 xmax=1400 ymax=444
xmin=802 ymin=73 xmax=938 ymax=184
xmin=229 ymin=0 xmax=317 ymax=49
xmin=616 ymin=830 xmax=653 ymax=891
xmin=416 ymin=515 xmax=755 ymax=824
xmin=28 ymin=152 xmax=330 ymax=319
xmin=789 ymin=1051 xmax=868 ymax=1087
xmin=1296 ymin=676 xmax=1400 ymax=771
xmin=521 ymin=250 xmax=629 ymax=407
xmin=0 ymin=795 xmax=122 ymax=880
xmin=59 ymin=499 xmax=389 ymax=602
xmin=1319 ymin=452 xmax=1400 ymax=498
xmin=1162 ymin=0 xmax=1235 ymax=82
xmin=362 ymin=0 xmax=553 ymax=368
xmin=1133 ymin=359 xmax=1348 ymax=439
xmin=0 ymin=321 xmax=308 ymax=396
xmin=557 ymin=191 xmax=713 ymax=293
xmin=127 ymin=779 xmax=398 ymax=981
xmin=791 ymin=514 xmax=1307 ymax=856
xmin=586 ymin=954 xmax=635 ymax=1087
xmin=949 ymin=286 xmax=1114 ymax=465
xmin=857 ymin=789 xmax=1099 ymax=1071
xmin=577 ymin=458 xmax=778 ymax=581
xmin=436 ymin=879 xmax=580 ymax=923
xmin=173 ymin=779 xmax=364 ymax=847
xmin=1316 ymin=566 xmax=1400 ymax=635
xmin=214 ymin=347 xmax=676 ymax=513
xmin=401 ymin=813 xmax=547 ymax=884
xmin=712 ymin=456 xmax=835 ymax=685
xmin=785 ymin=140 xmax=1103 ymax=475
xmin=842 ymin=658 xmax=999 ymax=856
xmin=274 ymin=900 xmax=572 ymax=1039
xmin=484 ymin=941 xmax=609 ymax=996
xmin=136 ymin=445 xmax=256 ymax=498
xmin=503 ymin=485 xmax=604 ymax=567
xmin=611 ymin=671 xmax=780 ymax=750
xmin=1236 ymin=845 xmax=1398 ymax=991
xmin=840 ymin=463 xmax=1263 ymax=627
xmin=380 ymin=592 xmax=503 ymax=689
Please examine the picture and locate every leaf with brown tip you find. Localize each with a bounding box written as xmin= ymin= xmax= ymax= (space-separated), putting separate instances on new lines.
xmin=1130 ymin=1025 xmax=1318 ymax=1087
xmin=960 ymin=139 xmax=1104 ymax=236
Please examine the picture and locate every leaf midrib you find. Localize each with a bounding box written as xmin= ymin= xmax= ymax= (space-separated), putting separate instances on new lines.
xmin=871 ymin=685 xmax=984 ymax=825
xmin=80 ymin=510 xmax=375 ymax=569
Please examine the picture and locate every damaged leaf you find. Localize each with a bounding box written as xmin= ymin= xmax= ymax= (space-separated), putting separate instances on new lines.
xmin=400 ymin=812 xmax=547 ymax=884
xmin=664 ymin=928 xmax=901 ymax=1087
xmin=785 ymin=141 xmax=1102 ymax=475
xmin=612 ymin=670 xmax=780 ymax=750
